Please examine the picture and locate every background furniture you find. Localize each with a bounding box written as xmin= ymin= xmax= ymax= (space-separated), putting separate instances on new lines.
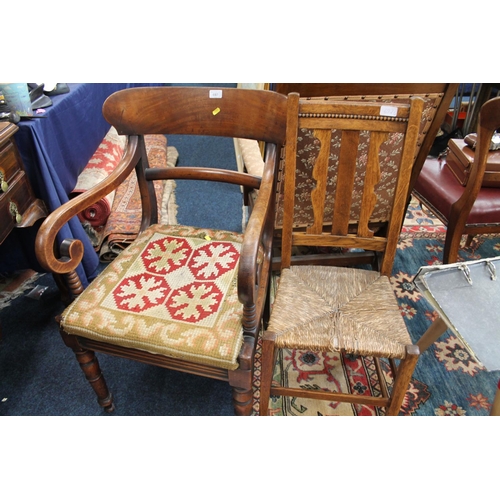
xmin=412 ymin=96 xmax=500 ymax=264
xmin=34 ymin=86 xmax=288 ymax=416
xmin=259 ymin=94 xmax=424 ymax=416
xmin=0 ymin=122 xmax=48 ymax=276
xmin=444 ymin=83 xmax=500 ymax=136
xmin=0 ymin=122 xmax=47 ymax=340
xmin=2 ymin=83 xmax=159 ymax=286
xmin=0 ymin=122 xmax=46 ymax=246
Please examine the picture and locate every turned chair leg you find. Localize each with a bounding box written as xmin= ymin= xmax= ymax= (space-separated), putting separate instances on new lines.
xmin=60 ymin=332 xmax=115 ymax=413
xmin=231 ymin=386 xmax=254 ymax=416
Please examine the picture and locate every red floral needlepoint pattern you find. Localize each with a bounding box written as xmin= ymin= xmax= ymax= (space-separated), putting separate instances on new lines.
xmin=113 ymin=274 xmax=171 ymax=313
xmin=61 ymin=225 xmax=246 ymax=370
xmin=109 ymin=235 xmax=239 ymax=325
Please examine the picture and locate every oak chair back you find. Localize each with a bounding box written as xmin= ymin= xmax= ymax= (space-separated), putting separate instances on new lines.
xmin=280 ymin=92 xmax=424 ymax=276
xmin=271 ymin=83 xmax=458 ymax=233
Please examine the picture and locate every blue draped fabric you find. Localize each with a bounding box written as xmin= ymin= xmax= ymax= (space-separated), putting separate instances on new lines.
xmin=6 ymin=83 xmax=160 ymax=286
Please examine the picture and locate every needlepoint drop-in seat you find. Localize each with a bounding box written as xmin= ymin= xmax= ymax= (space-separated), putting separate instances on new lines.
xmin=61 ymin=224 xmax=249 ymax=370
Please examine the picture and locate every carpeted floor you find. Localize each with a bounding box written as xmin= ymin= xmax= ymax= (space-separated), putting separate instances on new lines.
xmin=2 ymin=191 xmax=499 ymax=416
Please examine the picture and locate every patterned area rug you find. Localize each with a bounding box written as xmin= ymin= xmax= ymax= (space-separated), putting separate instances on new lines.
xmin=71 ymin=127 xmax=127 ymax=229
xmin=98 ymin=139 xmax=179 ymax=261
xmin=253 ymin=198 xmax=500 ymax=416
xmin=402 ymin=195 xmax=446 ymax=235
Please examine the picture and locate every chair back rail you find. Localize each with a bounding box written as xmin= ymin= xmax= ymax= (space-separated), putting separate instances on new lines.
xmin=103 ymin=86 xmax=288 ymax=145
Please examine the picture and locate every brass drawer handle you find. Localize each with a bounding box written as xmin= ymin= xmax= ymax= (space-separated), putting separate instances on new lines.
xmin=9 ymin=201 xmax=22 ymax=224
xmin=0 ymin=171 xmax=8 ymax=192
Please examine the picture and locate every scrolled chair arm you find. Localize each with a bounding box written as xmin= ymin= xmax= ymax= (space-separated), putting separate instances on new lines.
xmin=35 ymin=136 xmax=141 ymax=275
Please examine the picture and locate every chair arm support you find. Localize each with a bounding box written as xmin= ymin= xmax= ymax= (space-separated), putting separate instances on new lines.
xmin=238 ymin=144 xmax=278 ymax=308
xmin=145 ymin=166 xmax=262 ymax=190
xmin=35 ymin=137 xmax=141 ymax=274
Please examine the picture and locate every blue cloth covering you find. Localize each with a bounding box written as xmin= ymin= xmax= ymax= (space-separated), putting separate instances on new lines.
xmin=5 ymin=83 xmax=160 ymax=286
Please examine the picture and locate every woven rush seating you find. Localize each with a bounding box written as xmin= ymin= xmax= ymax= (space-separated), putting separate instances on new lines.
xmin=269 ymin=266 xmax=410 ymax=359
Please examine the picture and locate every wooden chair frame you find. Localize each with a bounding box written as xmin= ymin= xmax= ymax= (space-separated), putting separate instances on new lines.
xmin=35 ymin=86 xmax=288 ymax=415
xmin=259 ymin=93 xmax=424 ymax=416
xmin=258 ymin=83 xmax=459 ymax=270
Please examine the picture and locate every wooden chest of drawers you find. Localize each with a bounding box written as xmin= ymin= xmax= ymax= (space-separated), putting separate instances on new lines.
xmin=0 ymin=121 xmax=47 ymax=245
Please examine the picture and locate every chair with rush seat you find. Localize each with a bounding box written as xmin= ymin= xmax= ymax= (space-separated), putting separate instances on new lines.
xmin=259 ymin=93 xmax=424 ymax=416
xmin=35 ymin=86 xmax=288 ymax=415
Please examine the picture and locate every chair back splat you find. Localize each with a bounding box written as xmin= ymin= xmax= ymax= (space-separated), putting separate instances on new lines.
xmin=35 ymin=87 xmax=288 ymax=416
xmin=259 ymin=93 xmax=424 ymax=416
xmin=272 ymin=83 xmax=458 ymax=232
xmin=280 ymin=93 xmax=424 ymax=276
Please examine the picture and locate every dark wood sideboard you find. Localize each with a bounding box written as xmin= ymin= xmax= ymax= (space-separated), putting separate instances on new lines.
xmin=0 ymin=121 xmax=47 ymax=339
xmin=0 ymin=121 xmax=47 ymax=245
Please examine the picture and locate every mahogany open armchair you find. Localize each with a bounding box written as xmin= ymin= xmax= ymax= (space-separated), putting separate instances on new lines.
xmin=35 ymin=86 xmax=287 ymax=415
xmin=259 ymin=93 xmax=424 ymax=415
xmin=413 ymin=96 xmax=500 ymax=264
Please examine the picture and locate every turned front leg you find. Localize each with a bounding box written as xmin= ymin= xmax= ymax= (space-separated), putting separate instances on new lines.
xmin=60 ymin=332 xmax=115 ymax=413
